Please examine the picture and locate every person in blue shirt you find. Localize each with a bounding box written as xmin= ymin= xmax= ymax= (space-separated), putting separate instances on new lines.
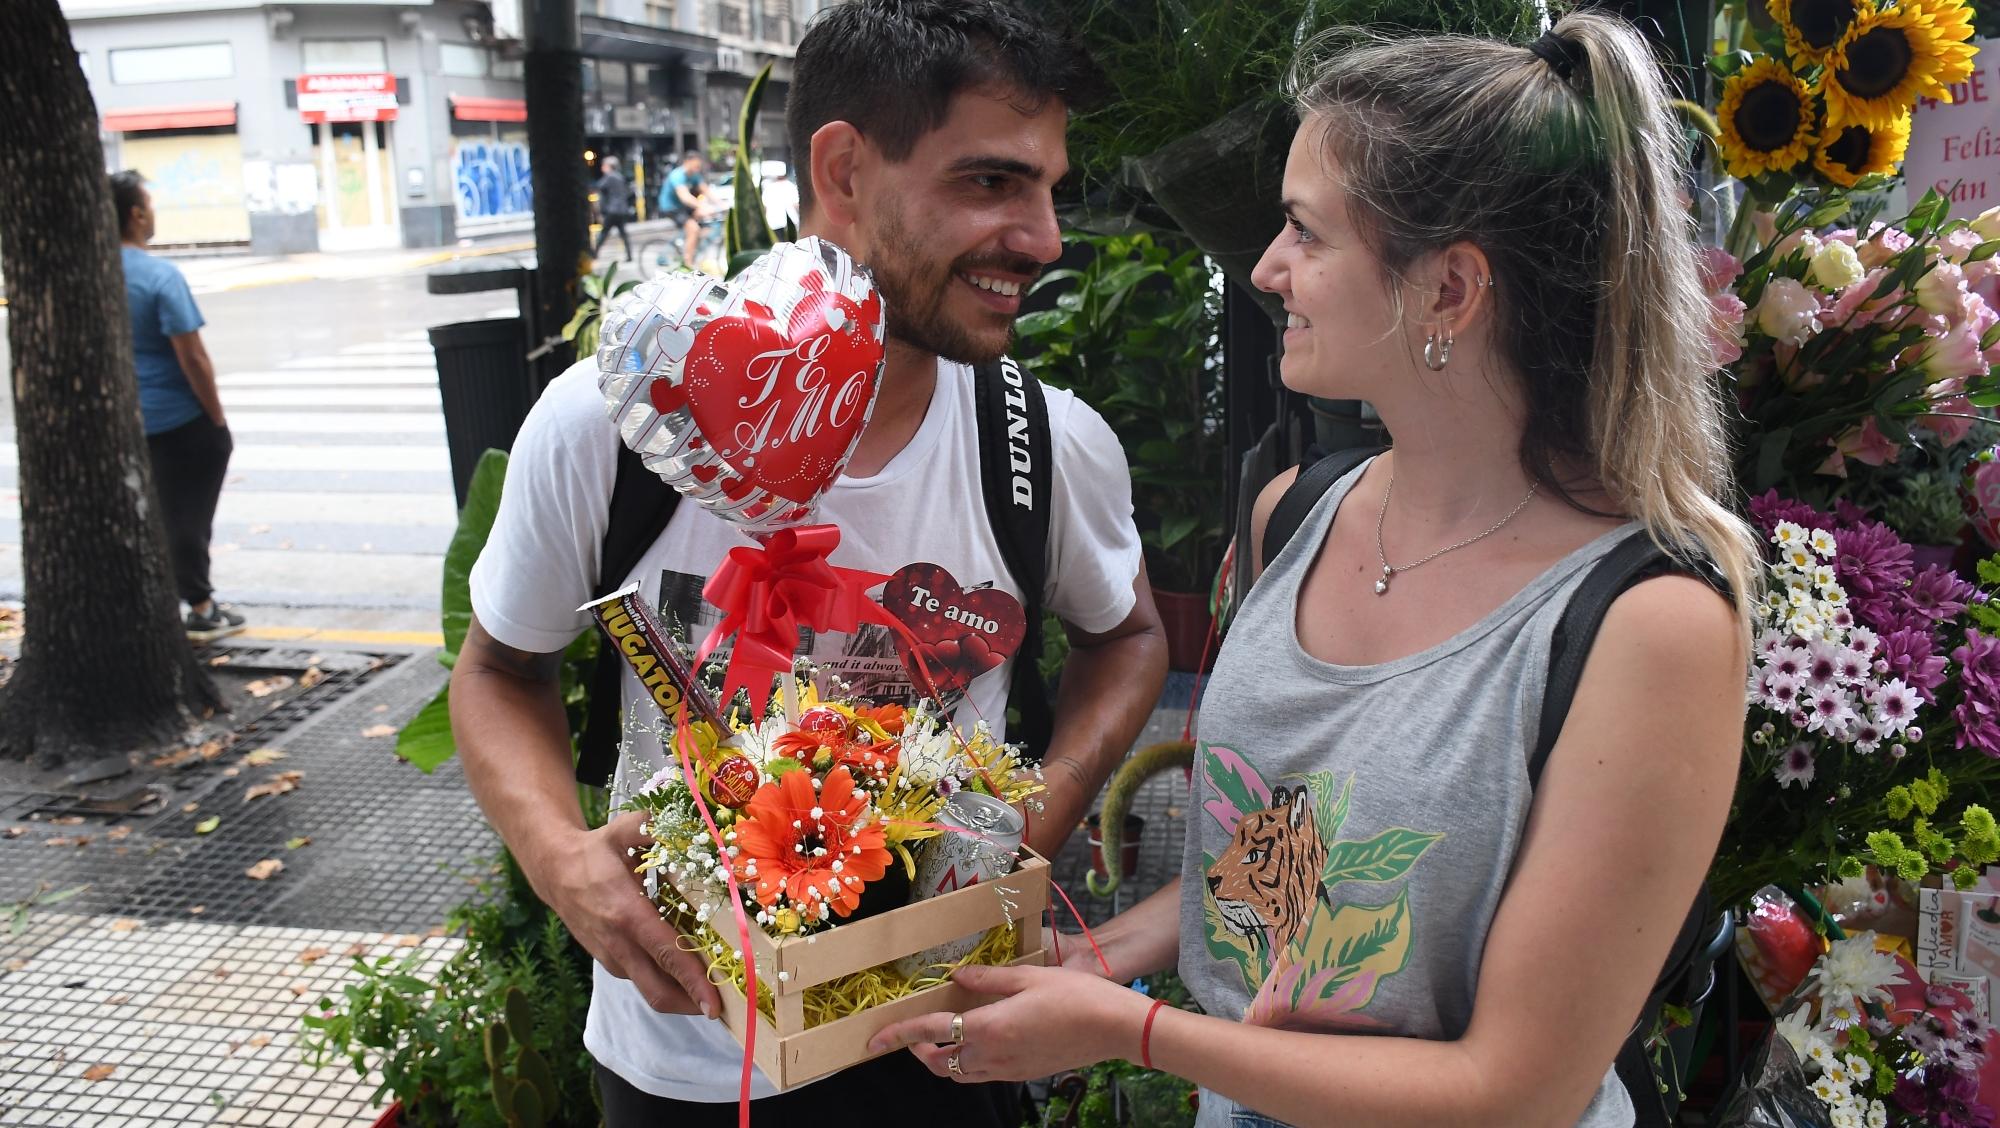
xmin=111 ymin=170 xmax=244 ymax=641
xmin=658 ymin=152 xmax=709 ymax=268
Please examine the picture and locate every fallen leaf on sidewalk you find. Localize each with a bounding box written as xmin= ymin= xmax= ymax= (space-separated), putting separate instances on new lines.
xmin=394 ymin=935 xmax=421 ymax=948
xmin=82 ymin=1064 xmax=115 ymax=1082
xmin=426 ymin=926 xmax=445 ymax=938
xmin=3 ymin=959 xmax=28 ymax=972
xmin=194 ymin=817 xmax=220 ymax=835
xmin=285 ymin=836 xmax=311 ymax=850
xmin=49 ymin=816 xmax=83 ymax=826
xmin=106 ymin=919 xmax=140 ymax=933
xmin=212 ymin=966 xmax=230 ymax=978
xmin=244 ymin=677 xmax=293 ymax=698
xmin=149 ymin=748 xmax=198 ymax=768
xmin=221 ymin=767 xmax=240 ymax=778
xmin=247 ymin=1034 xmax=271 ymax=1049
xmin=243 ymin=748 xmax=286 ymax=766
xmin=289 ymin=983 xmax=310 ymax=997
xmin=188 ymin=906 xmax=205 ymax=916
xmin=181 ymin=803 xmax=199 ymax=814
xmin=44 ymin=837 xmax=89 ymax=848
xmin=2 ymin=827 xmax=23 ymax=839
xmin=361 ymin=724 xmax=397 ymax=739
xmin=207 ymin=654 xmax=232 ymax=667
xmin=244 ymin=859 xmax=283 ymax=880
xmin=298 ymin=667 xmax=326 ymax=690
xmin=244 ymin=771 xmax=304 ymax=802
xmin=343 ymin=943 xmax=370 ymax=957
xmin=248 ymin=523 xmax=271 ymax=535
xmin=106 ymin=826 xmax=131 ymax=841
xmin=296 ymin=947 xmax=330 ymax=965
xmin=371 ymin=704 xmax=389 ymax=713
xmin=104 ymin=994 xmax=131 ymax=1006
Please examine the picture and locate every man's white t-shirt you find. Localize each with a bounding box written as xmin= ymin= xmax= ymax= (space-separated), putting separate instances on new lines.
xmin=469 ymin=357 xmax=1140 ymax=1100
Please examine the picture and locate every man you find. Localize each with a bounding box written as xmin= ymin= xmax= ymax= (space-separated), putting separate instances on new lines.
xmin=112 ymin=170 xmax=244 ymax=642
xmin=591 ymin=155 xmax=636 ymax=262
xmin=660 ymin=150 xmax=708 ymax=268
xmin=453 ymin=2 xmax=1166 ymax=1125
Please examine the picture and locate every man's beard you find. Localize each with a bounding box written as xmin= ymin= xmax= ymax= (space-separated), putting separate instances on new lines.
xmin=869 ymin=198 xmax=1033 ymax=365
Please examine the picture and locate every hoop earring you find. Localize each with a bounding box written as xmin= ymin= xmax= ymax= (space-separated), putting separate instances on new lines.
xmin=1423 ymin=331 xmax=1452 ymax=372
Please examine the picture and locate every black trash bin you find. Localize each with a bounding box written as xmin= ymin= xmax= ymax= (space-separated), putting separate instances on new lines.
xmin=431 ymin=318 xmax=535 ymax=508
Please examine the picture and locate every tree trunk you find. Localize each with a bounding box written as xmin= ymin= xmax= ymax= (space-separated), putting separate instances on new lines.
xmin=0 ymin=0 xmax=222 ymax=768
xmin=526 ymin=0 xmax=587 ymax=389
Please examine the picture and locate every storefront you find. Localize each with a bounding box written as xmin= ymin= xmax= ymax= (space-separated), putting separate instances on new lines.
xmin=101 ymin=101 xmax=251 ymax=246
xmin=447 ymin=94 xmax=533 ymax=236
xmin=297 ymin=72 xmax=401 ymax=252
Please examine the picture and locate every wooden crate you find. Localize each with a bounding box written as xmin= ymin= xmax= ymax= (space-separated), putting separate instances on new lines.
xmin=679 ymin=848 xmax=1051 ymax=1090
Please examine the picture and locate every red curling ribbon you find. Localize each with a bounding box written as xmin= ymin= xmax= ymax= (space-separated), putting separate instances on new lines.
xmin=694 ymin=524 xmax=934 ymax=720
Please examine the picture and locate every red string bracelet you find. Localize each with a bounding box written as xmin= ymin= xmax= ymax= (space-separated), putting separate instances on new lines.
xmin=1140 ymin=998 xmax=1168 ymax=1069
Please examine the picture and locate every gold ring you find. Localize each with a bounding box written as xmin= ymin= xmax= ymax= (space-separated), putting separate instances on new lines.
xmin=949 ymin=1013 xmax=965 ymax=1045
xmin=947 ymin=1051 xmax=963 ymax=1076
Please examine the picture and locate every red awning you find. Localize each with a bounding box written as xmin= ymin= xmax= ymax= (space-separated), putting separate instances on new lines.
xmin=102 ymin=102 xmax=237 ymax=132
xmin=450 ymin=95 xmax=527 ymax=123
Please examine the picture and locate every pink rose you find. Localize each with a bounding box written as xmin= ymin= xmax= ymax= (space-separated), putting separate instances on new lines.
xmin=1754 ymin=277 xmax=1824 ymax=346
xmin=1698 ymin=246 xmax=1743 ymax=293
xmin=1710 ymin=291 xmax=1747 ymax=366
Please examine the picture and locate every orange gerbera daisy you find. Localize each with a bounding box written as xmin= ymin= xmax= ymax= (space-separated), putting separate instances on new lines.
xmin=771 ymin=724 xmax=900 ymax=779
xmin=732 ymin=766 xmax=890 ymax=920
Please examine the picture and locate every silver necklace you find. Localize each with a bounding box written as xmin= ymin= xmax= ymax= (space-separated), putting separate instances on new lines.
xmin=1373 ymin=473 xmax=1539 ymax=595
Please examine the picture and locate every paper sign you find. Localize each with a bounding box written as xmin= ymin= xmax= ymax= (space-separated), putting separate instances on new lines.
xmin=1907 ymin=39 xmax=2000 ymax=220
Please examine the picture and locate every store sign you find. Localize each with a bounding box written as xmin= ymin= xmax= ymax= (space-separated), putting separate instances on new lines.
xmin=298 ymin=72 xmax=398 ymax=124
xmin=1906 ymin=39 xmax=2000 ymax=220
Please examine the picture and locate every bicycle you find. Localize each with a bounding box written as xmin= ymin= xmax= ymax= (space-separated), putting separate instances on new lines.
xmin=637 ymin=212 xmax=728 ymax=277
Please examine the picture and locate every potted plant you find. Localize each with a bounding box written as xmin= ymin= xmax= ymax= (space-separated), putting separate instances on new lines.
xmin=1017 ymin=231 xmax=1228 ymax=670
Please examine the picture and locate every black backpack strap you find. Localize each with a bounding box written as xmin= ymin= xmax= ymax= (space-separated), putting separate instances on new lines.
xmin=1532 ymin=527 xmax=1729 ymax=1125
xmin=1260 ymin=446 xmax=1386 ymax=570
xmin=971 ymin=358 xmax=1053 ymax=761
xmin=575 ymin=443 xmax=681 ymax=787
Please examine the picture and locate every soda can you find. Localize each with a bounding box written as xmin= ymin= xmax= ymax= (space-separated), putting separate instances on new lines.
xmin=893 ymin=792 xmax=1025 ymax=977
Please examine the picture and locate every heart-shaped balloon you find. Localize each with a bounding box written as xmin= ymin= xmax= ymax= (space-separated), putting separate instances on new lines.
xmin=596 ymin=238 xmax=886 ymax=536
xmin=880 ymin=562 xmax=1026 ymax=699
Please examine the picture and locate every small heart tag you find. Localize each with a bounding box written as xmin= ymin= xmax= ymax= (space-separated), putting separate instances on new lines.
xmin=881 ymin=562 xmax=1026 ymax=699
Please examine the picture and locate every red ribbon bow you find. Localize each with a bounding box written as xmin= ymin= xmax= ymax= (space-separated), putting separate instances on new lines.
xmin=694 ymin=524 xmax=894 ymax=720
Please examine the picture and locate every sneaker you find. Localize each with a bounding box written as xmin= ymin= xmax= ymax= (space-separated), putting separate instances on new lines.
xmin=185 ymin=603 xmax=247 ymax=642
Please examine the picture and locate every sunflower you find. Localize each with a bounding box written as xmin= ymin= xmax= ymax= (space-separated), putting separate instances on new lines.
xmin=1812 ymin=112 xmax=1912 ymax=185
xmin=1823 ymin=0 xmax=1979 ymax=131
xmin=1770 ymin=0 xmax=1873 ymax=64
xmin=1718 ymin=58 xmax=1819 ymax=178
xmin=732 ymin=765 xmax=891 ymax=923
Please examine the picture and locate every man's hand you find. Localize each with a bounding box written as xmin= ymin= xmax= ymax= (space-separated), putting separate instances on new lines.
xmin=540 ymin=810 xmax=725 ymax=1019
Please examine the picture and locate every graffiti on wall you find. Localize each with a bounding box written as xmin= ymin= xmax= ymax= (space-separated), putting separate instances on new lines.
xmin=452 ymin=139 xmax=533 ymax=222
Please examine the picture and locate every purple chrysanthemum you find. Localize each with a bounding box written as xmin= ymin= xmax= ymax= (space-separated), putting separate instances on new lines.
xmin=1835 ymin=520 xmax=1917 ymax=623
xmin=1748 ymin=490 xmax=1834 ymax=537
xmin=1909 ymin=565 xmax=1977 ymax=624
xmin=1880 ymin=627 xmax=1950 ymax=702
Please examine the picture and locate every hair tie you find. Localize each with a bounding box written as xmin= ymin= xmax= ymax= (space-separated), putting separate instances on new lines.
xmin=1527 ymin=30 xmax=1586 ymax=81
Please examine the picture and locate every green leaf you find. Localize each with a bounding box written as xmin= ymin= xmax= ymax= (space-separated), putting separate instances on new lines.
xmin=1983 ymin=319 xmax=2000 ymax=351
xmin=395 ymin=688 xmax=457 ymax=775
xmin=1013 ymin=309 xmax=1074 ymax=337
xmin=1156 ymin=513 xmax=1199 ymax=550
xmin=1313 ymin=773 xmax=1351 ymax=841
xmin=194 ymin=816 xmax=220 ymax=835
xmin=724 ymin=63 xmax=777 ymax=263
xmin=1753 ymin=427 xmax=1793 ymax=491
xmin=1969 ymin=239 xmax=2000 ymax=263
xmin=285 ymin=837 xmax=310 ymax=850
xmin=1320 ymin=827 xmax=1445 ymax=886
xmin=441 ymin=449 xmax=509 ymax=666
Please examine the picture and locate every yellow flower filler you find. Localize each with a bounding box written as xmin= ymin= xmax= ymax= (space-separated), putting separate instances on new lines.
xmin=1771 ymin=0 xmax=1873 ymax=65
xmin=1719 ymin=58 xmax=1819 ymax=178
xmin=1813 ymin=111 xmax=1912 ymax=185
xmin=1822 ymin=0 xmax=1978 ymax=131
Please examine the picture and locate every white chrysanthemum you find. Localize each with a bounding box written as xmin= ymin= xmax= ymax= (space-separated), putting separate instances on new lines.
xmin=732 ymin=715 xmax=792 ymax=767
xmin=1842 ymin=1054 xmax=1871 ymax=1085
xmin=1774 ymin=1006 xmax=1819 ymax=1056
xmin=1866 ymin=1101 xmax=1887 ymax=1128
xmin=1811 ymin=933 xmax=1908 ymax=1017
xmin=1809 ymin=528 xmax=1839 ymax=558
xmin=898 ymin=709 xmax=963 ymax=787
xmin=1775 ymin=521 xmax=1808 ymax=547
xmin=1811 ymin=1075 xmax=1849 ymax=1104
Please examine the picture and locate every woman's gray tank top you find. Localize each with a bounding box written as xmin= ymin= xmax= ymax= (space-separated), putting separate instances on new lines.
xmin=1176 ymin=458 xmax=1638 ymax=1128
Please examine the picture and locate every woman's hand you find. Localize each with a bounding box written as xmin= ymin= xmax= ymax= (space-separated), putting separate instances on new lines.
xmin=867 ymin=964 xmax=1149 ymax=1082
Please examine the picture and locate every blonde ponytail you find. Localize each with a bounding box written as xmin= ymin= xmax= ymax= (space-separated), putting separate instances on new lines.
xmin=1288 ymin=13 xmax=1761 ymax=629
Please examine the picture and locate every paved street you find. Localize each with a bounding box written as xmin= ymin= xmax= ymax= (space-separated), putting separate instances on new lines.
xmin=0 ymin=259 xmax=524 ymax=642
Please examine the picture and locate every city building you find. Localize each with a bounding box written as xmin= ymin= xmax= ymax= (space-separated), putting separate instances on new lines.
xmin=61 ymin=0 xmax=821 ymax=254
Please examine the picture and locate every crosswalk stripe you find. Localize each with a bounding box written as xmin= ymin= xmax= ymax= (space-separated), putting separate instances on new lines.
xmin=219 ymin=388 xmax=441 ymax=409
xmin=219 ymin=370 xmax=437 ymax=388
xmin=220 ymin=413 xmax=444 ymax=434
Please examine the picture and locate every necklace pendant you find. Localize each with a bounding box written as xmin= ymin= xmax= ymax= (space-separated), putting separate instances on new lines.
xmin=1374 ymin=574 xmax=1391 ymax=595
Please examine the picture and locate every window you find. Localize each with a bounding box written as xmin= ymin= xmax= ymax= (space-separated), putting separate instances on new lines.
xmin=491 ymin=54 xmax=523 ymax=80
xmin=631 ymin=63 xmax=658 ymax=103
xmin=644 ymin=0 xmax=677 ymax=29
xmin=301 ymin=38 xmax=388 ymax=74
xmin=439 ymin=42 xmax=487 ymax=77
xmin=598 ymin=60 xmax=629 ymax=104
xmin=109 ymin=42 xmax=232 ymax=84
xmin=581 ymin=58 xmax=599 ymax=95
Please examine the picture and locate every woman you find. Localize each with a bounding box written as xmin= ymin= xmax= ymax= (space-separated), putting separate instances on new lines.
xmin=871 ymin=12 xmax=1758 ymax=1127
